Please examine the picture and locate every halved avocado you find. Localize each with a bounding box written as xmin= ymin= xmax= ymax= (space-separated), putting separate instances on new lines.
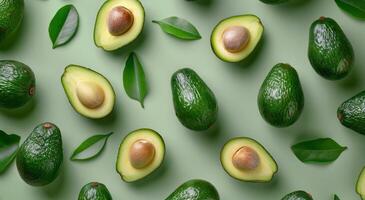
xmin=94 ymin=0 xmax=145 ymax=51
xmin=116 ymin=129 xmax=165 ymax=182
xmin=356 ymin=167 xmax=365 ymax=199
xmin=61 ymin=65 xmax=115 ymax=119
xmin=211 ymin=15 xmax=263 ymax=63
xmin=220 ymin=137 xmax=278 ymax=182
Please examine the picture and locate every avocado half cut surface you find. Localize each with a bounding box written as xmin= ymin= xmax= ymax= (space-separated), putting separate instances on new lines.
xmin=220 ymin=137 xmax=278 ymax=182
xmin=211 ymin=15 xmax=263 ymax=63
xmin=357 ymin=167 xmax=365 ymax=199
xmin=94 ymin=0 xmax=145 ymax=51
xmin=61 ymin=65 xmax=115 ymax=119
xmin=116 ymin=129 xmax=165 ymax=182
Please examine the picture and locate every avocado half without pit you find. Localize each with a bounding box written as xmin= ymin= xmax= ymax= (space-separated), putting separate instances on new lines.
xmin=61 ymin=65 xmax=116 ymax=119
xmin=220 ymin=137 xmax=278 ymax=182
xmin=94 ymin=0 xmax=145 ymax=51
xmin=116 ymin=129 xmax=165 ymax=182
xmin=211 ymin=15 xmax=263 ymax=63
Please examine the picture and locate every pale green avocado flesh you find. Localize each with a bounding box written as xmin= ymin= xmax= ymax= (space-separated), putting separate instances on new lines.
xmin=357 ymin=167 xmax=365 ymax=200
xmin=220 ymin=137 xmax=278 ymax=182
xmin=94 ymin=0 xmax=145 ymax=51
xmin=211 ymin=15 xmax=263 ymax=63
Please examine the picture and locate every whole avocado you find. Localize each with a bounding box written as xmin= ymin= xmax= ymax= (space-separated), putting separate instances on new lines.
xmin=308 ymin=17 xmax=354 ymax=80
xmin=338 ymin=91 xmax=365 ymax=135
xmin=0 ymin=60 xmax=35 ymax=109
xmin=16 ymin=122 xmax=63 ymax=186
xmin=0 ymin=0 xmax=24 ymax=46
xmin=166 ymin=179 xmax=219 ymax=200
xmin=258 ymin=63 xmax=304 ymax=127
xmin=281 ymin=191 xmax=313 ymax=200
xmin=78 ymin=182 xmax=112 ymax=200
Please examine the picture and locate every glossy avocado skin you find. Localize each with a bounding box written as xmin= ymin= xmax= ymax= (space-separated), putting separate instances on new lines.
xmin=0 ymin=60 xmax=35 ymax=109
xmin=16 ymin=122 xmax=63 ymax=186
xmin=308 ymin=17 xmax=354 ymax=80
xmin=78 ymin=182 xmax=112 ymax=200
xmin=337 ymin=91 xmax=365 ymax=135
xmin=281 ymin=191 xmax=313 ymax=200
xmin=166 ymin=179 xmax=219 ymax=200
xmin=258 ymin=63 xmax=304 ymax=127
xmin=0 ymin=0 xmax=24 ymax=46
xmin=171 ymin=68 xmax=218 ymax=131
xmin=259 ymin=0 xmax=288 ymax=4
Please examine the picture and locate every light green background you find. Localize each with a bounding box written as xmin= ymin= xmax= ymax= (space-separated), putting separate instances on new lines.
xmin=1 ymin=0 xmax=365 ymax=199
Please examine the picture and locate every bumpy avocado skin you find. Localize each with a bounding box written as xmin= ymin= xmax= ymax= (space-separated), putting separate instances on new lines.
xmin=0 ymin=0 xmax=24 ymax=46
xmin=171 ymin=68 xmax=218 ymax=131
xmin=16 ymin=122 xmax=63 ymax=186
xmin=166 ymin=179 xmax=219 ymax=200
xmin=308 ymin=17 xmax=354 ymax=80
xmin=338 ymin=91 xmax=365 ymax=135
xmin=0 ymin=60 xmax=35 ymax=109
xmin=281 ymin=191 xmax=313 ymax=200
xmin=259 ymin=0 xmax=289 ymax=4
xmin=258 ymin=63 xmax=304 ymax=127
xmin=78 ymin=182 xmax=112 ymax=200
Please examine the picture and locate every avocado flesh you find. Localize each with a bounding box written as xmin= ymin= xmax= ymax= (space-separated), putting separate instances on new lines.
xmin=166 ymin=179 xmax=219 ymax=200
xmin=116 ymin=129 xmax=165 ymax=182
xmin=94 ymin=0 xmax=145 ymax=51
xmin=211 ymin=15 xmax=263 ymax=63
xmin=61 ymin=65 xmax=115 ymax=119
xmin=220 ymin=137 xmax=277 ymax=182
xmin=357 ymin=168 xmax=365 ymax=200
xmin=0 ymin=0 xmax=24 ymax=46
xmin=281 ymin=191 xmax=313 ymax=200
xmin=78 ymin=182 xmax=112 ymax=200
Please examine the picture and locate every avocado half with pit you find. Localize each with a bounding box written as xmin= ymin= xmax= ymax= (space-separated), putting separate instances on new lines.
xmin=94 ymin=0 xmax=145 ymax=51
xmin=220 ymin=137 xmax=278 ymax=182
xmin=211 ymin=15 xmax=263 ymax=63
xmin=357 ymin=167 xmax=365 ymax=199
xmin=116 ymin=129 xmax=165 ymax=182
xmin=61 ymin=65 xmax=115 ymax=119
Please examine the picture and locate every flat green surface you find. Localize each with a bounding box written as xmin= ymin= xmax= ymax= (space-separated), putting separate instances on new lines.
xmin=0 ymin=0 xmax=364 ymax=199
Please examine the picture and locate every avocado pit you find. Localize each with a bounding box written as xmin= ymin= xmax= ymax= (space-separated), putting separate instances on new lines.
xmin=108 ymin=6 xmax=134 ymax=36
xmin=222 ymin=26 xmax=250 ymax=53
xmin=129 ymin=139 xmax=155 ymax=169
xmin=232 ymin=146 xmax=260 ymax=170
xmin=76 ymin=81 xmax=105 ymax=109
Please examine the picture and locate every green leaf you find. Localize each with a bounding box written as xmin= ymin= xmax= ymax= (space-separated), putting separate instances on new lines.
xmin=123 ymin=52 xmax=148 ymax=108
xmin=70 ymin=132 xmax=113 ymax=161
xmin=152 ymin=17 xmax=201 ymax=40
xmin=49 ymin=4 xmax=79 ymax=49
xmin=335 ymin=0 xmax=365 ymax=19
xmin=334 ymin=194 xmax=340 ymax=200
xmin=0 ymin=130 xmax=20 ymax=173
xmin=291 ymin=138 xmax=347 ymax=163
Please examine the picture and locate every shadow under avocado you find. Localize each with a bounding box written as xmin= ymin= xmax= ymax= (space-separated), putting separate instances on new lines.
xmin=82 ymin=102 xmax=120 ymax=128
xmin=0 ymin=98 xmax=37 ymax=119
xmin=41 ymin=160 xmax=68 ymax=198
xmin=337 ymin=65 xmax=364 ymax=91
xmin=189 ymin=0 xmax=215 ymax=6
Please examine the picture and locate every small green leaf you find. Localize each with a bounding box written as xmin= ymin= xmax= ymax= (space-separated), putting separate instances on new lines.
xmin=49 ymin=4 xmax=79 ymax=48
xmin=0 ymin=130 xmax=20 ymax=173
xmin=334 ymin=194 xmax=340 ymax=200
xmin=335 ymin=0 xmax=365 ymax=19
xmin=123 ymin=52 xmax=148 ymax=108
xmin=152 ymin=17 xmax=201 ymax=40
xmin=291 ymin=138 xmax=347 ymax=163
xmin=70 ymin=132 xmax=113 ymax=161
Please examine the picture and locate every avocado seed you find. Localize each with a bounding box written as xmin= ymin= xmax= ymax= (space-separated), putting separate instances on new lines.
xmin=232 ymin=146 xmax=260 ymax=170
xmin=222 ymin=26 xmax=250 ymax=53
xmin=108 ymin=6 xmax=134 ymax=36
xmin=76 ymin=81 xmax=105 ymax=109
xmin=129 ymin=139 xmax=155 ymax=169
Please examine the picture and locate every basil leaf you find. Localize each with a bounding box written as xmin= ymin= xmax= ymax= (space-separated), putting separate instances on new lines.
xmin=123 ymin=52 xmax=148 ymax=108
xmin=152 ymin=17 xmax=201 ymax=40
xmin=70 ymin=132 xmax=113 ymax=161
xmin=0 ymin=130 xmax=20 ymax=173
xmin=335 ymin=0 xmax=365 ymax=19
xmin=334 ymin=194 xmax=340 ymax=200
xmin=49 ymin=4 xmax=79 ymax=49
xmin=291 ymin=138 xmax=347 ymax=163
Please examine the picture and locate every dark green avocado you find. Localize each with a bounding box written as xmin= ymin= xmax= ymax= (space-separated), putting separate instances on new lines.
xmin=171 ymin=68 xmax=218 ymax=131
xmin=258 ymin=63 xmax=304 ymax=127
xmin=0 ymin=60 xmax=35 ymax=109
xmin=78 ymin=182 xmax=112 ymax=200
xmin=337 ymin=90 xmax=365 ymax=135
xmin=16 ymin=122 xmax=63 ymax=186
xmin=308 ymin=17 xmax=354 ymax=80
xmin=0 ymin=0 xmax=24 ymax=46
xmin=166 ymin=179 xmax=219 ymax=200
xmin=281 ymin=191 xmax=313 ymax=200
xmin=259 ymin=0 xmax=289 ymax=4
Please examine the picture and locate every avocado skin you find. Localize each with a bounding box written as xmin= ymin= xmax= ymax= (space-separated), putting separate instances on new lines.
xmin=308 ymin=17 xmax=354 ymax=80
xmin=166 ymin=179 xmax=219 ymax=200
xmin=0 ymin=60 xmax=35 ymax=109
xmin=171 ymin=68 xmax=218 ymax=131
xmin=16 ymin=122 xmax=63 ymax=186
xmin=78 ymin=182 xmax=112 ymax=200
xmin=258 ymin=63 xmax=304 ymax=127
xmin=259 ymin=0 xmax=288 ymax=4
xmin=281 ymin=191 xmax=313 ymax=200
xmin=0 ymin=0 xmax=24 ymax=46
xmin=337 ymin=91 xmax=365 ymax=135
